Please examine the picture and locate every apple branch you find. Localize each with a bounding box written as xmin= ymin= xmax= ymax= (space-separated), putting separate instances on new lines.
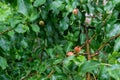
xmin=77 ymin=27 xmax=81 ymax=44
xmin=84 ymin=26 xmax=91 ymax=60
xmin=91 ymin=33 xmax=120 ymax=57
xmin=83 ymin=24 xmax=91 ymax=80
xmin=0 ymin=28 xmax=14 ymax=35
xmin=89 ymin=33 xmax=97 ymax=42
xmin=81 ymin=33 xmax=96 ymax=48
xmin=47 ymin=70 xmax=54 ymax=78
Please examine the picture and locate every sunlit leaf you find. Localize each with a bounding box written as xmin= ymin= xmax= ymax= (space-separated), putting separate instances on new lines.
xmin=0 ymin=2 xmax=12 ymax=21
xmin=31 ymin=24 xmax=40 ymax=33
xmin=107 ymin=24 xmax=120 ymax=37
xmin=17 ymin=0 xmax=28 ymax=16
xmin=15 ymin=24 xmax=29 ymax=33
xmin=108 ymin=64 xmax=120 ymax=80
xmin=79 ymin=60 xmax=100 ymax=73
xmin=33 ymin=0 xmax=46 ymax=7
xmin=0 ymin=56 xmax=8 ymax=70
xmin=114 ymin=38 xmax=120 ymax=51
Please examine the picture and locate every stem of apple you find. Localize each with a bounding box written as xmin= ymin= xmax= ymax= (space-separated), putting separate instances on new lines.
xmin=83 ymin=24 xmax=91 ymax=80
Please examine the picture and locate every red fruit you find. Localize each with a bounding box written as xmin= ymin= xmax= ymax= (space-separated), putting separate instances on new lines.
xmin=66 ymin=52 xmax=74 ymax=56
xmin=72 ymin=8 xmax=78 ymax=15
xmin=74 ymin=46 xmax=81 ymax=53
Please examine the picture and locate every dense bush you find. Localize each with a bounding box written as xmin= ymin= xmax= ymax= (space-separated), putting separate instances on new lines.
xmin=0 ymin=0 xmax=120 ymax=80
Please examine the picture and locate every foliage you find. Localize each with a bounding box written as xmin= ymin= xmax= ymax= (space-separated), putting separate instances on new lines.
xmin=0 ymin=0 xmax=120 ymax=80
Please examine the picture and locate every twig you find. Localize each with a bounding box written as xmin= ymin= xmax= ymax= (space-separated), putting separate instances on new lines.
xmin=100 ymin=63 xmax=112 ymax=67
xmin=81 ymin=33 xmax=97 ymax=48
xmin=96 ymin=0 xmax=99 ymax=5
xmin=91 ymin=33 xmax=120 ymax=57
xmin=89 ymin=33 xmax=97 ymax=42
xmin=80 ymin=53 xmax=88 ymax=55
xmin=83 ymin=24 xmax=91 ymax=80
xmin=0 ymin=28 xmax=14 ymax=35
xmin=90 ymin=72 xmax=97 ymax=80
xmin=20 ymin=71 xmax=37 ymax=80
xmin=77 ymin=26 xmax=81 ymax=45
xmin=47 ymin=70 xmax=54 ymax=78
xmin=103 ymin=0 xmax=107 ymax=5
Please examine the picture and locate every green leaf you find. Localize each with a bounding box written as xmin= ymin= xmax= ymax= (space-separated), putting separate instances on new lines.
xmin=114 ymin=38 xmax=120 ymax=51
xmin=53 ymin=59 xmax=63 ymax=65
xmin=76 ymin=55 xmax=86 ymax=62
xmin=0 ymin=2 xmax=12 ymax=21
xmin=63 ymin=56 xmax=75 ymax=67
xmin=115 ymin=2 xmax=120 ymax=11
xmin=87 ymin=3 xmax=94 ymax=13
xmin=31 ymin=24 xmax=40 ymax=33
xmin=50 ymin=0 xmax=65 ymax=15
xmin=33 ymin=0 xmax=46 ymax=7
xmin=0 ymin=74 xmax=9 ymax=80
xmin=79 ymin=60 xmax=99 ymax=73
xmin=96 ymin=7 xmax=104 ymax=13
xmin=50 ymin=1 xmax=64 ymax=10
xmin=98 ymin=66 xmax=110 ymax=80
xmin=21 ymin=39 xmax=28 ymax=48
xmin=0 ymin=38 xmax=10 ymax=51
xmin=65 ymin=4 xmax=73 ymax=13
xmin=46 ymin=48 xmax=54 ymax=58
xmin=64 ymin=41 xmax=73 ymax=52
xmin=0 ymin=56 xmax=8 ymax=70
xmin=108 ymin=64 xmax=120 ymax=80
xmin=8 ymin=30 xmax=15 ymax=37
xmin=108 ymin=52 xmax=120 ymax=64
xmin=29 ymin=10 xmax=39 ymax=22
xmin=15 ymin=24 xmax=29 ymax=33
xmin=40 ymin=10 xmax=48 ymax=20
xmin=54 ymin=66 xmax=62 ymax=73
xmin=39 ymin=62 xmax=47 ymax=73
xmin=51 ymin=75 xmax=57 ymax=80
xmin=80 ymin=33 xmax=86 ymax=44
xmin=15 ymin=53 xmax=21 ymax=60
xmin=107 ymin=24 xmax=120 ymax=37
xmin=104 ymin=1 xmax=113 ymax=12
xmin=9 ymin=19 xmax=22 ymax=28
xmin=17 ymin=0 xmax=28 ymax=16
xmin=82 ymin=5 xmax=89 ymax=13
xmin=54 ymin=45 xmax=64 ymax=56
xmin=59 ymin=17 xmax=69 ymax=33
xmin=73 ymin=55 xmax=86 ymax=66
xmin=45 ymin=24 xmax=53 ymax=36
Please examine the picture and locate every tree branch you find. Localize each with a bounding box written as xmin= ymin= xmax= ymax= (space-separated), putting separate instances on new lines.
xmin=77 ymin=26 xmax=81 ymax=45
xmin=91 ymin=33 xmax=120 ymax=57
xmin=81 ymin=33 xmax=96 ymax=48
xmin=89 ymin=33 xmax=97 ymax=42
xmin=0 ymin=28 xmax=14 ymax=35
xmin=82 ymin=24 xmax=91 ymax=80
xmin=47 ymin=70 xmax=54 ymax=78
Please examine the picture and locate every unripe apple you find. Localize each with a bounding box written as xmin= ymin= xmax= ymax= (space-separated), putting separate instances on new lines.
xmin=74 ymin=46 xmax=81 ymax=53
xmin=72 ymin=8 xmax=78 ymax=15
xmin=66 ymin=52 xmax=74 ymax=56
xmin=39 ymin=20 xmax=45 ymax=26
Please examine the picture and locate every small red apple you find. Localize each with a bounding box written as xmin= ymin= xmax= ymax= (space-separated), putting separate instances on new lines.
xmin=72 ymin=8 xmax=78 ymax=15
xmin=74 ymin=46 xmax=81 ymax=53
xmin=66 ymin=52 xmax=74 ymax=56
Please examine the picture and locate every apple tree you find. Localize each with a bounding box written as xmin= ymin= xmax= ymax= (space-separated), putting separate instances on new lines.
xmin=0 ymin=0 xmax=120 ymax=80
